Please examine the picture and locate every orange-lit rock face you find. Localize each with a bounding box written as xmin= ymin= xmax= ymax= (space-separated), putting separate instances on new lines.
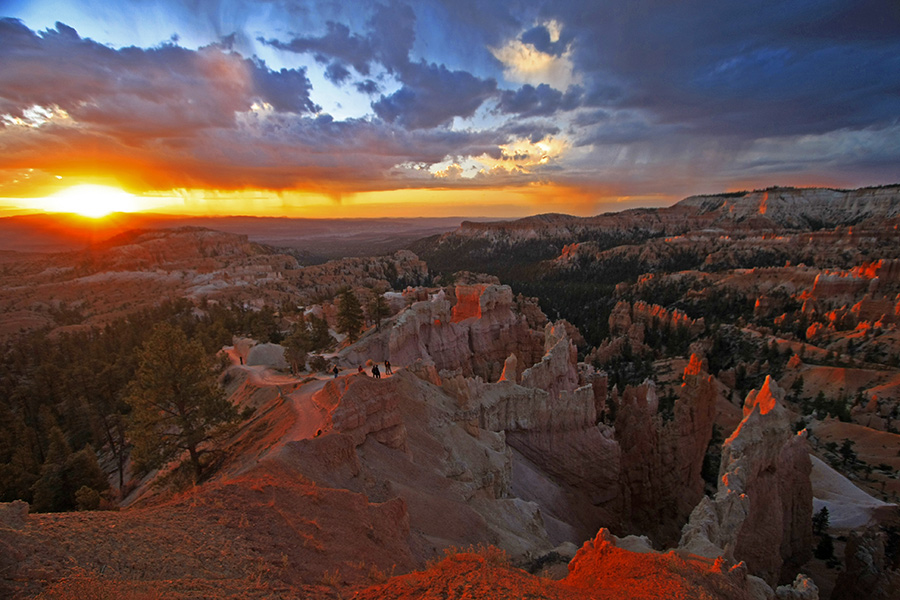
xmin=683 ymin=353 xmax=704 ymax=380
xmin=681 ymin=376 xmax=812 ymax=585
xmin=854 ymin=259 xmax=885 ymax=279
xmin=452 ymin=284 xmax=485 ymax=322
xmin=559 ymin=242 xmax=581 ymax=259
xmin=743 ymin=375 xmax=778 ymax=417
xmin=609 ymin=300 xmax=704 ymax=341
xmin=563 ymin=529 xmax=761 ymax=600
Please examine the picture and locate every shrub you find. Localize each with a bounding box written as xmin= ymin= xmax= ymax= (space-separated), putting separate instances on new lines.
xmin=74 ymin=486 xmax=101 ymax=511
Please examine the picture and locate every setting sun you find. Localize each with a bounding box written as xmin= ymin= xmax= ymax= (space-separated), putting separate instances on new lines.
xmin=45 ymin=184 xmax=139 ymax=218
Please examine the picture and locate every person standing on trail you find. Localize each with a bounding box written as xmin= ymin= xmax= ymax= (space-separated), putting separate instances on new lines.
xmin=358 ymin=364 xmax=364 ymax=374
xmin=332 ymin=365 xmax=339 ymax=378
xmin=384 ymin=360 xmax=392 ymax=374
xmin=372 ymin=364 xmax=381 ymax=379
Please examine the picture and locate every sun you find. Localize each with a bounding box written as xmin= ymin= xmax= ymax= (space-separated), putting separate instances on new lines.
xmin=45 ymin=184 xmax=139 ymax=218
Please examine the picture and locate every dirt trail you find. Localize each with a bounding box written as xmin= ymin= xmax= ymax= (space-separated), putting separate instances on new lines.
xmin=283 ymin=378 xmax=329 ymax=441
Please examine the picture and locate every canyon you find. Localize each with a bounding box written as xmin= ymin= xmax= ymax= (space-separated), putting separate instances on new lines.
xmin=2 ymin=185 xmax=899 ymax=599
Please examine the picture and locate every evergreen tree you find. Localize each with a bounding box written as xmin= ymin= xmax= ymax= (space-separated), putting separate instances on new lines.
xmin=812 ymin=506 xmax=830 ymax=536
xmin=0 ymin=413 xmax=40 ymax=503
xmin=306 ymin=315 xmax=334 ymax=351
xmin=31 ymin=429 xmax=108 ymax=513
xmin=814 ymin=534 xmax=834 ymax=560
xmin=30 ymin=427 xmax=71 ymax=512
xmin=367 ymin=294 xmax=391 ymax=331
xmin=283 ymin=318 xmax=311 ymax=374
xmin=839 ymin=438 xmax=857 ymax=465
xmin=125 ymin=323 xmax=237 ymax=482
xmin=336 ymin=289 xmax=365 ymax=343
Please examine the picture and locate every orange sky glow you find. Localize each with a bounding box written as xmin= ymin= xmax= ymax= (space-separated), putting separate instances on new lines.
xmin=3 ymin=182 xmax=674 ymax=220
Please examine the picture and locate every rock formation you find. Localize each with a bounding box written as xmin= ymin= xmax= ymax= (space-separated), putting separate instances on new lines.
xmin=246 ymin=342 xmax=289 ymax=369
xmin=608 ymin=300 xmax=704 ymax=338
xmin=281 ymin=368 xmax=556 ymax=561
xmin=679 ymin=376 xmax=813 ymax=585
xmin=832 ymin=528 xmax=900 ymax=600
xmin=343 ymin=283 xmax=544 ymax=382
xmin=612 ymin=355 xmax=717 ymax=545
xmin=564 ymin=528 xmax=768 ymax=600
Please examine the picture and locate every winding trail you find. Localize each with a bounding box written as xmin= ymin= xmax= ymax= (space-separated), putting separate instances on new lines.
xmin=225 ymin=346 xmax=400 ymax=444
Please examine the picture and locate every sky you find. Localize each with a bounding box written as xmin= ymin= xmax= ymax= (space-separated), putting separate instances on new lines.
xmin=1 ymin=0 xmax=899 ymax=218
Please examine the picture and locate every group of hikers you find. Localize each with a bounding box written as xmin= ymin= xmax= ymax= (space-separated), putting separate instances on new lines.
xmin=333 ymin=359 xmax=392 ymax=379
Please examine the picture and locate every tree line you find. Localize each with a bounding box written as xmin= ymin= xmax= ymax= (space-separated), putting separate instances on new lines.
xmin=0 ymin=299 xmax=282 ymax=511
xmin=0 ymin=285 xmax=393 ymax=512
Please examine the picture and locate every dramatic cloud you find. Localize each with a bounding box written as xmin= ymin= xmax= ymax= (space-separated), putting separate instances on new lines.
xmin=0 ymin=19 xmax=508 ymax=194
xmin=261 ymin=21 xmax=373 ymax=76
xmin=497 ymin=83 xmax=581 ymax=118
xmin=373 ymin=62 xmax=497 ymax=129
xmin=0 ymin=19 xmax=318 ymax=137
xmin=263 ymin=2 xmax=499 ymax=129
xmin=1 ymin=0 xmax=899 ymax=212
xmin=490 ymin=37 xmax=579 ymax=90
xmin=548 ymin=1 xmax=900 ymax=138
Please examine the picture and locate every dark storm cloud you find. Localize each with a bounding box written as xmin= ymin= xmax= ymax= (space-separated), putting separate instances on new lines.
xmin=252 ymin=64 xmax=320 ymax=113
xmin=499 ymin=122 xmax=561 ymax=145
xmin=366 ymin=1 xmax=417 ymax=72
xmin=546 ymin=0 xmax=900 ymax=138
xmin=497 ymin=84 xmax=581 ymax=118
xmin=262 ymin=1 xmax=501 ymax=129
xmin=373 ymin=62 xmax=497 ymax=129
xmin=519 ymin=24 xmax=568 ymax=57
xmin=258 ymin=3 xmax=414 ymax=77
xmin=261 ymin=21 xmax=373 ymax=75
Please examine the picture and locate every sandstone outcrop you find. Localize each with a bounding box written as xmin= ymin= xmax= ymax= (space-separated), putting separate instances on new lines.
xmin=564 ymin=528 xmax=765 ymax=600
xmin=319 ymin=374 xmax=409 ymax=452
xmin=612 ymin=355 xmax=717 ymax=545
xmin=431 ymin=324 xmax=622 ymax=543
xmin=832 ymin=528 xmax=900 ymax=600
xmin=343 ymin=283 xmax=544 ymax=382
xmin=608 ymin=300 xmax=704 ymax=338
xmin=292 ymin=249 xmax=429 ymax=304
xmin=678 ymin=376 xmax=813 ymax=585
xmin=285 ymin=368 xmax=555 ymax=562
xmin=678 ymin=186 xmax=900 ymax=229
xmin=776 ymin=574 xmax=820 ymax=600
xmin=246 ymin=342 xmax=289 ymax=369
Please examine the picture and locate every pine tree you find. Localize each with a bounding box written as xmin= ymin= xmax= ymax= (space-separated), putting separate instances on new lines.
xmin=31 ymin=428 xmax=108 ymax=512
xmin=126 ymin=323 xmax=237 ymax=482
xmin=812 ymin=506 xmax=830 ymax=536
xmin=283 ymin=317 xmax=311 ymax=374
xmin=307 ymin=315 xmax=334 ymax=351
xmin=336 ymin=289 xmax=365 ymax=343
xmin=30 ymin=427 xmax=71 ymax=512
xmin=814 ymin=534 xmax=834 ymax=560
xmin=367 ymin=294 xmax=391 ymax=331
